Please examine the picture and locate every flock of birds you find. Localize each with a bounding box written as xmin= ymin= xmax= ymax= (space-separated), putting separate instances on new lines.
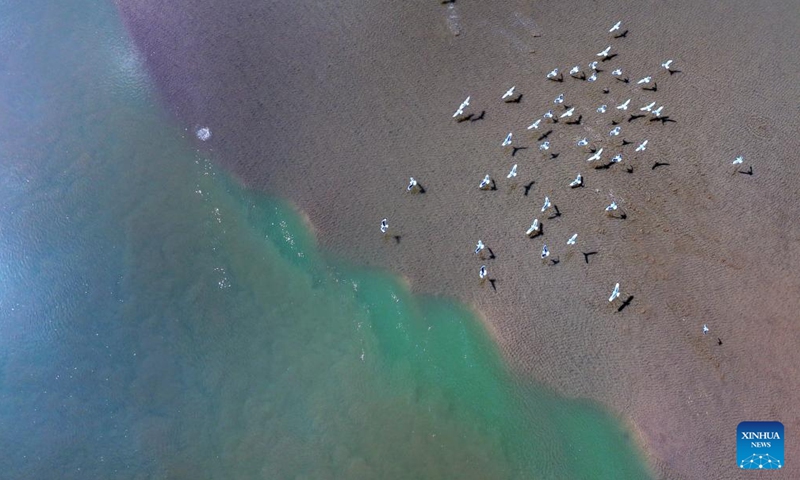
xmin=377 ymin=20 xmax=748 ymax=334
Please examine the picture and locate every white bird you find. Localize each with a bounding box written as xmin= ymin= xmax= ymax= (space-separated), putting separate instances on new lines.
xmin=616 ymin=99 xmax=631 ymax=110
xmin=554 ymin=93 xmax=565 ymax=104
xmin=569 ymin=174 xmax=583 ymax=188
xmin=569 ymin=65 xmax=581 ymax=75
xmin=479 ymin=265 xmax=488 ymax=280
xmin=507 ymin=164 xmax=518 ymax=178
xmin=541 ymin=244 xmax=550 ymax=259
xmin=605 ymin=201 xmax=618 ymax=211
xmin=560 ymin=107 xmax=575 ymax=118
xmin=526 ymin=218 xmax=541 ymax=236
xmin=611 ymin=154 xmax=622 ymax=163
xmin=611 ymin=68 xmax=623 ymax=76
xmin=502 ymin=132 xmax=513 ymax=147
xmin=541 ymin=196 xmax=552 ymax=212
xmin=475 ymin=240 xmax=485 ymax=255
xmin=703 ymin=324 xmax=709 ymax=334
xmin=587 ymin=72 xmax=598 ymax=82
xmin=651 ymin=106 xmax=664 ymax=117
xmin=543 ymin=110 xmax=555 ymax=119
xmin=597 ymin=104 xmax=607 ymax=113
xmin=662 ymin=59 xmax=673 ymax=70
xmin=732 ymin=156 xmax=744 ymax=165
xmin=587 ymin=148 xmax=604 ymax=162
xmin=539 ymin=141 xmax=550 ymax=151
xmin=381 ymin=218 xmax=389 ymax=234
xmin=589 ymin=61 xmax=599 ymax=71
xmin=502 ymin=86 xmax=516 ymax=100
xmin=609 ymin=283 xmax=620 ymax=302
xmin=609 ymin=21 xmax=622 ymax=33
xmin=609 ymin=126 xmax=621 ymax=136
xmin=527 ymin=119 xmax=542 ymax=130
xmin=479 ymin=174 xmax=492 ymax=189
xmin=407 ymin=177 xmax=418 ymax=191
xmin=635 ymin=140 xmax=648 ymax=152
xmin=567 ymin=233 xmax=578 ymax=245
xmin=597 ymin=46 xmax=612 ymax=58
xmin=577 ymin=138 xmax=589 ymax=147
xmin=637 ymin=76 xmax=652 ymax=85
xmin=547 ymin=68 xmax=560 ymax=79
xmin=453 ymin=96 xmax=470 ymax=117
xmin=640 ymin=101 xmax=656 ymax=112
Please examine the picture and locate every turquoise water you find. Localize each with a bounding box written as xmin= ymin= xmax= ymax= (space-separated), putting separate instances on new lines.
xmin=0 ymin=0 xmax=651 ymax=478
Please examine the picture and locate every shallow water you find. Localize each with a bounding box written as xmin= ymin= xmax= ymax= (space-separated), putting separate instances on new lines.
xmin=0 ymin=0 xmax=651 ymax=478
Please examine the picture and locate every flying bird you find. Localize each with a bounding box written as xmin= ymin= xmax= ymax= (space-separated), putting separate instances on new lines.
xmin=609 ymin=283 xmax=620 ymax=302
xmin=569 ymin=174 xmax=583 ymax=188
xmin=589 ymin=61 xmax=599 ymax=71
xmin=637 ymin=76 xmax=652 ymax=85
xmin=507 ymin=164 xmax=518 ymax=178
xmin=587 ymin=148 xmax=603 ymax=162
xmin=526 ymin=218 xmax=541 ymax=237
xmin=597 ymin=46 xmax=612 ymax=58
xmin=635 ymin=140 xmax=648 ymax=152
xmin=612 ymin=68 xmax=623 ymax=76
xmin=502 ymin=86 xmax=516 ymax=100
xmin=732 ymin=156 xmax=744 ymax=165
xmin=662 ymin=59 xmax=673 ymax=70
xmin=567 ymin=233 xmax=578 ymax=245
xmin=502 ymin=132 xmax=512 ymax=147
xmin=541 ymin=196 xmax=552 ymax=212
xmin=453 ymin=96 xmax=470 ymax=117
xmin=609 ymin=21 xmax=622 ymax=33
xmin=616 ymin=99 xmax=631 ymax=110
xmin=527 ymin=119 xmax=542 ymax=130
xmin=560 ymin=107 xmax=575 ymax=118
xmin=651 ymin=106 xmax=664 ymax=117
xmin=640 ymin=101 xmax=656 ymax=112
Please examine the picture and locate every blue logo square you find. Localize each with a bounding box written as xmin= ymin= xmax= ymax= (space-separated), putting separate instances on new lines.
xmin=737 ymin=421 xmax=784 ymax=470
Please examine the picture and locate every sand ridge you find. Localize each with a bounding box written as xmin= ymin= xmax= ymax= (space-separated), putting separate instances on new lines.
xmin=117 ymin=0 xmax=800 ymax=477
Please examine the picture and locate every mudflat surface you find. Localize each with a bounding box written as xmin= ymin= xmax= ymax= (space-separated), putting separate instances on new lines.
xmin=117 ymin=0 xmax=800 ymax=477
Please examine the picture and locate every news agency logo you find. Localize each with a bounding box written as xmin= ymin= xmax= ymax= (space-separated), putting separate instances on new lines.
xmin=737 ymin=421 xmax=784 ymax=470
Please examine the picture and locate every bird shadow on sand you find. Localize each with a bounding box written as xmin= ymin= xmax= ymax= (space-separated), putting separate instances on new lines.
xmin=601 ymin=53 xmax=618 ymax=62
xmin=548 ymin=257 xmax=560 ymax=265
xmin=642 ymin=83 xmax=658 ymax=92
xmin=652 ymin=162 xmax=670 ymax=170
xmin=537 ymin=130 xmax=553 ymax=141
xmin=505 ymin=95 xmax=523 ymax=104
xmin=566 ymin=115 xmax=582 ymax=125
xmin=613 ymin=30 xmax=628 ymax=38
xmin=512 ymin=146 xmax=528 ymax=156
xmin=628 ymin=114 xmax=646 ymax=122
xmin=488 ymin=278 xmax=497 ymax=291
xmin=651 ymin=116 xmax=677 ymax=124
xmin=393 ymin=235 xmax=401 ymax=244
xmin=617 ymin=295 xmax=634 ymax=312
xmin=547 ymin=205 xmax=561 ymax=219
xmin=582 ymin=251 xmax=597 ymax=264
xmin=738 ymin=166 xmax=754 ymax=175
xmin=487 ymin=247 xmax=496 ymax=259
xmin=668 ymin=69 xmax=681 ymax=75
xmin=550 ymin=152 xmax=560 ymax=159
xmin=523 ymin=181 xmax=535 ymax=196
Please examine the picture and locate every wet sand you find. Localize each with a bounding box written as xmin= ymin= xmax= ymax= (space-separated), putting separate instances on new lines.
xmin=117 ymin=0 xmax=800 ymax=477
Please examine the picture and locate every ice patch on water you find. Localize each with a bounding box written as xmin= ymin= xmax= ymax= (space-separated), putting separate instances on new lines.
xmin=196 ymin=127 xmax=211 ymax=141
